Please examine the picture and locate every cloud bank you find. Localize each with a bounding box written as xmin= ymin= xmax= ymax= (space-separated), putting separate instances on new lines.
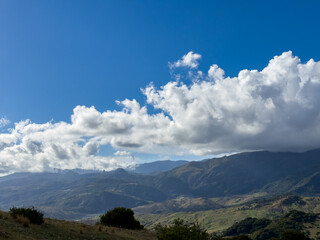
xmin=1 ymin=51 xmax=320 ymax=174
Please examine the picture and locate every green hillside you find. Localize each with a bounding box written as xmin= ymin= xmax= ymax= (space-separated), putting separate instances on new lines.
xmin=221 ymin=210 xmax=320 ymax=240
xmin=136 ymin=195 xmax=320 ymax=234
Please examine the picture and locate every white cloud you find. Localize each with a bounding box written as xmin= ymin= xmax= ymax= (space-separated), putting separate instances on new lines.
xmin=1 ymin=51 xmax=320 ymax=174
xmin=170 ymin=51 xmax=202 ymax=69
xmin=0 ymin=118 xmax=10 ymax=128
xmin=114 ymin=150 xmax=132 ymax=156
xmin=208 ymin=64 xmax=225 ymax=81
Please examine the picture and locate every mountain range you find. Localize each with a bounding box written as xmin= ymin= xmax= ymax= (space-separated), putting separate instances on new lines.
xmin=1 ymin=149 xmax=320 ymax=220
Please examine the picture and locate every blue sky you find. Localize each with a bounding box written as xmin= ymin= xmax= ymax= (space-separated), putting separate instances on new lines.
xmin=1 ymin=0 xmax=320 ymax=173
xmin=1 ymin=0 xmax=320 ymax=123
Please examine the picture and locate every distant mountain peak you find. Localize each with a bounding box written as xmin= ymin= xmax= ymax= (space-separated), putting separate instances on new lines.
xmin=128 ymin=160 xmax=188 ymax=175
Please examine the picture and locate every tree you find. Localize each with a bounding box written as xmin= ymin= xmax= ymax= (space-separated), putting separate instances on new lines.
xmin=100 ymin=207 xmax=143 ymax=230
xmin=155 ymin=218 xmax=211 ymax=240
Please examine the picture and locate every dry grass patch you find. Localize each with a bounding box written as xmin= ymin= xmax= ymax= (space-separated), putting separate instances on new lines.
xmin=0 ymin=210 xmax=156 ymax=240
xmin=15 ymin=215 xmax=30 ymax=227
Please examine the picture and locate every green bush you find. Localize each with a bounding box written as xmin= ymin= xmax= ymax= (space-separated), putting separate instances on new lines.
xmin=100 ymin=207 xmax=143 ymax=230
xmin=155 ymin=218 xmax=211 ymax=240
xmin=10 ymin=206 xmax=44 ymax=225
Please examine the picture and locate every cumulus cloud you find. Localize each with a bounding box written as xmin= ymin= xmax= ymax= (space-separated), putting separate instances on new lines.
xmin=208 ymin=64 xmax=225 ymax=81
xmin=1 ymin=51 xmax=320 ymax=174
xmin=170 ymin=51 xmax=202 ymax=69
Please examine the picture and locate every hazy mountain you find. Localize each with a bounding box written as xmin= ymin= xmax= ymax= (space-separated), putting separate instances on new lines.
xmin=1 ymin=149 xmax=320 ymax=219
xmin=128 ymin=160 xmax=188 ymax=174
xmin=0 ymin=169 xmax=163 ymax=219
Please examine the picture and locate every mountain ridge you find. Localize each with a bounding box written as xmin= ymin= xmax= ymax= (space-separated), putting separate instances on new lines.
xmin=1 ymin=149 xmax=320 ymax=219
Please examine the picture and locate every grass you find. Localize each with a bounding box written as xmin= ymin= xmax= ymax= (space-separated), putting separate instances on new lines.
xmin=0 ymin=210 xmax=156 ymax=240
xmin=137 ymin=207 xmax=274 ymax=233
xmin=137 ymin=195 xmax=320 ymax=234
xmin=2 ymin=194 xmax=320 ymax=238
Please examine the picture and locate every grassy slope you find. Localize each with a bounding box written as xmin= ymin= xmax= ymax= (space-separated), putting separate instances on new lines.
xmin=0 ymin=211 xmax=156 ymax=240
xmin=221 ymin=210 xmax=320 ymax=240
xmin=136 ymin=195 xmax=320 ymax=234
xmin=304 ymin=217 xmax=320 ymax=239
xmin=137 ymin=206 xmax=273 ymax=233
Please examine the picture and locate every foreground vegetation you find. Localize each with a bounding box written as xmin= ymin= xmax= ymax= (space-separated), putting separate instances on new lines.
xmin=0 ymin=210 xmax=156 ymax=240
xmin=155 ymin=218 xmax=212 ymax=240
xmin=9 ymin=206 xmax=44 ymax=225
xmin=100 ymin=207 xmax=143 ymax=230
xmin=1 ymin=205 xmax=319 ymax=240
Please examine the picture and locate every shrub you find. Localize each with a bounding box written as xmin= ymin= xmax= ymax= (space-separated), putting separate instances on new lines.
xmin=10 ymin=207 xmax=44 ymax=225
xmin=155 ymin=218 xmax=211 ymax=240
xmin=283 ymin=210 xmax=317 ymax=223
xmin=100 ymin=207 xmax=143 ymax=230
xmin=223 ymin=217 xmax=271 ymax=236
